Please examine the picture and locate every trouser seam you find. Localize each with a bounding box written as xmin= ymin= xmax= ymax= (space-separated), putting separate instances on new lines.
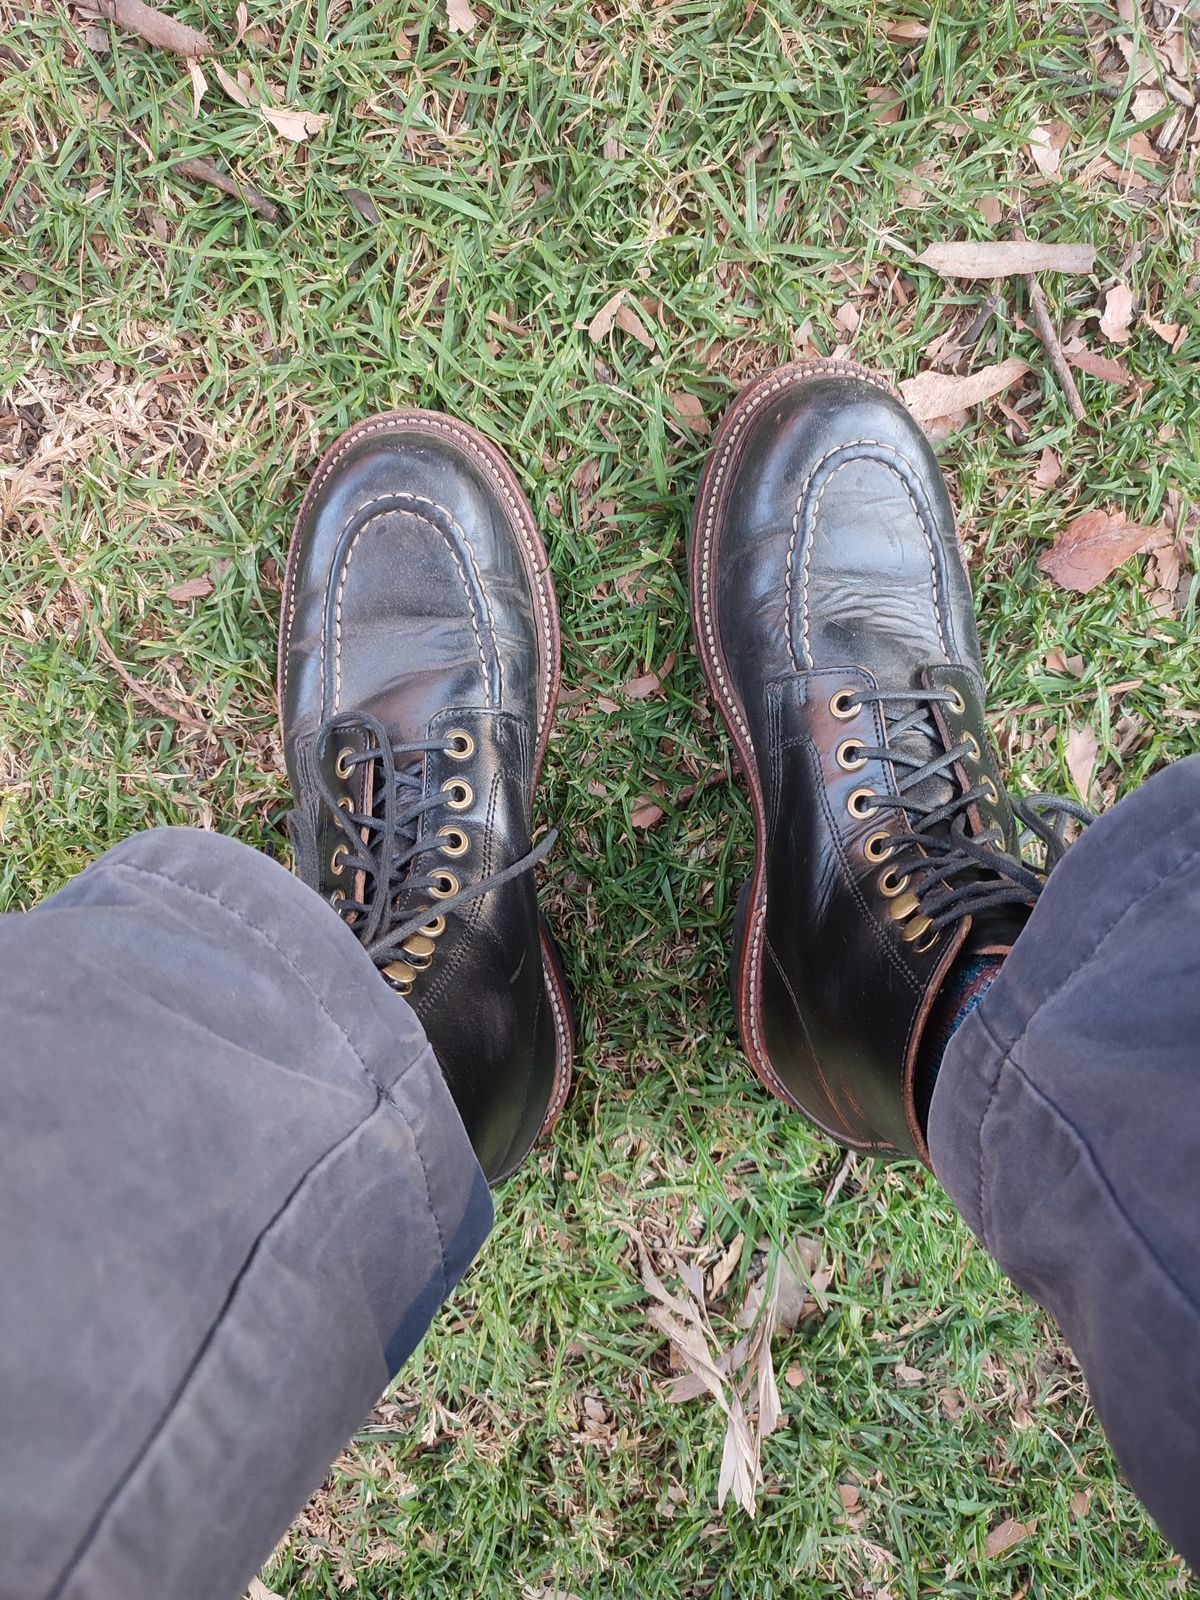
xmin=47 ymin=1090 xmax=445 ymax=1598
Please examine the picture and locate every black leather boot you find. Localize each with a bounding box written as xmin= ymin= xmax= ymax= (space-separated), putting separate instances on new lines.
xmin=689 ymin=361 xmax=1086 ymax=1163
xmin=279 ymin=410 xmax=574 ymax=1182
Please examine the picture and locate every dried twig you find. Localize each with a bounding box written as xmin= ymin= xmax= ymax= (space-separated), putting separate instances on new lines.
xmin=1025 ymin=274 xmax=1086 ymax=421
xmin=72 ymin=0 xmax=212 ymax=56
xmin=173 ymin=157 xmax=279 ymax=222
xmin=40 ymin=525 xmax=213 ymax=736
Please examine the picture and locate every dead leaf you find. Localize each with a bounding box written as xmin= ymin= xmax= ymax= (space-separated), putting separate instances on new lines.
xmin=1027 ymin=125 xmax=1061 ymax=178
xmin=247 ymin=1581 xmax=285 ymax=1600
xmin=1032 ymin=447 xmax=1061 ymax=490
xmin=835 ymin=299 xmax=862 ymax=333
xmin=232 ymin=1 xmax=249 ymax=44
xmin=866 ymin=84 xmax=903 ymax=124
xmin=895 ymin=1361 xmax=927 ymax=1386
xmin=1037 ymin=509 xmax=1160 ymax=593
xmin=188 ymin=59 xmax=207 ymax=116
xmin=1148 ymin=316 xmax=1187 ymax=352
xmin=885 ymin=17 xmax=928 ymax=40
xmin=1099 ymin=284 xmax=1136 ymax=344
xmin=1065 ymin=347 xmax=1133 ymax=385
xmin=166 ymin=575 xmax=214 ymax=603
xmin=668 ymin=391 xmax=710 ymax=435
xmin=260 ymin=104 xmax=329 ymax=143
xmin=900 ymin=358 xmax=1029 ymax=423
xmin=631 ymin=792 xmax=665 ymax=830
xmin=1069 ymin=1489 xmax=1091 ymax=1518
xmin=345 ymin=187 xmax=382 ymax=224
xmin=213 ymin=60 xmax=252 ymax=108
xmin=624 ymin=669 xmax=662 ymax=700
xmin=784 ymin=1363 xmax=805 ymax=1388
xmin=709 ymin=1231 xmax=745 ymax=1302
xmin=1065 ymin=724 xmax=1100 ymax=801
xmin=587 ymin=289 xmax=627 ymax=341
xmin=916 ymin=240 xmax=1094 ymax=279
xmin=614 ymin=299 xmax=655 ymax=349
xmin=446 ymin=0 xmax=477 ymax=33
xmin=737 ymin=1236 xmax=824 ymax=1334
xmin=984 ymin=1517 xmax=1031 ymax=1558
xmin=978 ymin=194 xmax=1004 ymax=226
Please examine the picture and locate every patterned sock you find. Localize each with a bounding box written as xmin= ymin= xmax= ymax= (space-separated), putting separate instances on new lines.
xmin=914 ymin=954 xmax=1004 ymax=1135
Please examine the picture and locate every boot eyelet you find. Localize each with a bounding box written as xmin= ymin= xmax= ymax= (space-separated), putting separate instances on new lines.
xmin=889 ymin=889 xmax=921 ymax=922
xmin=947 ymin=689 xmax=966 ymax=716
xmin=330 ymin=843 xmax=350 ymax=876
xmin=420 ymin=914 xmax=447 ymax=938
xmin=443 ymin=779 xmax=474 ymax=811
xmin=335 ymin=746 xmax=355 ymax=780
xmin=830 ymin=688 xmax=862 ymax=720
xmin=329 ymin=888 xmax=346 ymax=906
xmin=963 ymin=733 xmax=981 ymax=761
xmin=403 ymin=933 xmax=438 ymax=960
xmin=902 ymin=913 xmax=934 ymax=944
xmin=836 ymin=739 xmax=868 ymax=772
xmin=863 ymin=830 xmax=892 ymax=863
xmin=981 ymin=776 xmax=999 ymax=805
xmin=431 ymin=870 xmax=460 ymax=899
xmin=913 ymin=925 xmax=941 ymax=954
xmin=438 ymin=826 xmax=469 ymax=858
xmin=382 ymin=959 xmax=416 ymax=994
xmin=879 ymin=866 xmax=910 ymax=898
xmin=847 ymin=787 xmax=879 ymax=820
xmin=445 ymin=729 xmax=475 ymax=760
xmin=337 ymin=795 xmax=354 ymax=812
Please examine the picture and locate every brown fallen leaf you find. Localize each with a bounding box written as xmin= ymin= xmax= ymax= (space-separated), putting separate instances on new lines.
xmin=187 ymin=59 xmax=207 ymax=116
xmin=784 ymin=1363 xmax=805 ymax=1388
xmin=668 ymin=391 xmax=711 ymax=435
xmin=173 ymin=157 xmax=279 ymax=222
xmin=1069 ymin=1488 xmax=1091 ymax=1518
xmin=1066 ymin=347 xmax=1132 ymax=385
xmin=587 ymin=289 xmax=627 ymax=341
xmin=916 ymin=240 xmax=1094 ymax=279
xmin=1037 ymin=509 xmax=1160 ymax=593
xmin=614 ymin=299 xmax=655 ymax=349
xmin=166 ymin=575 xmax=214 ymax=604
xmin=247 ymin=1581 xmax=285 ymax=1600
xmin=895 ymin=1361 xmax=927 ymax=1386
xmin=232 ymin=0 xmax=249 ymax=44
xmin=1027 ymin=125 xmax=1063 ymax=179
xmin=1099 ymin=284 xmax=1136 ymax=344
xmin=900 ymin=358 xmax=1029 ymax=423
xmin=1065 ymin=724 xmax=1100 ymax=801
xmin=1032 ymin=447 xmax=1061 ymax=490
xmin=446 ymin=0 xmax=477 ymax=33
xmin=885 ymin=17 xmax=928 ymax=40
xmin=1147 ymin=316 xmax=1187 ymax=352
xmin=984 ymin=1517 xmax=1031 ymax=1558
xmin=212 ymin=61 xmax=253 ymax=109
xmin=631 ymin=789 xmax=665 ymax=830
xmin=624 ymin=669 xmax=662 ymax=700
xmin=260 ymin=104 xmax=329 ymax=143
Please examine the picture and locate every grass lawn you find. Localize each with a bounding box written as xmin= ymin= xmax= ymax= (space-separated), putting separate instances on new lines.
xmin=2 ymin=0 xmax=1198 ymax=1593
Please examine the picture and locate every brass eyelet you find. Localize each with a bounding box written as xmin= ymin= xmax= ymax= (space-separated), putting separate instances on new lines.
xmin=903 ymin=913 xmax=935 ymax=945
xmin=403 ymin=934 xmax=438 ymax=960
xmin=879 ymin=866 xmax=910 ymax=898
xmin=337 ymin=795 xmax=354 ymax=812
xmin=830 ymin=688 xmax=862 ymax=720
xmin=443 ymin=779 xmax=474 ymax=812
xmin=963 ymin=733 xmax=981 ymax=762
xmin=847 ymin=787 xmax=879 ymax=820
xmin=445 ymin=729 xmax=475 ymax=760
xmin=329 ymin=843 xmax=350 ymax=877
xmin=420 ymin=915 xmax=447 ymax=938
xmin=981 ymin=776 xmax=999 ymax=805
xmin=329 ymin=888 xmax=346 ymax=906
xmin=383 ymin=959 xmax=416 ymax=994
xmin=889 ymin=889 xmax=920 ymax=922
xmin=913 ymin=925 xmax=941 ymax=954
xmin=335 ymin=746 xmax=355 ymax=780
xmin=438 ymin=826 xmax=469 ymax=858
xmin=836 ymin=739 xmax=868 ymax=772
xmin=947 ymin=689 xmax=966 ymax=716
xmin=431 ymin=870 xmax=460 ymax=899
xmin=863 ymin=830 xmax=893 ymax=863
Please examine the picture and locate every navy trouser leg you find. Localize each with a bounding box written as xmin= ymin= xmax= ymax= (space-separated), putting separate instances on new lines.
xmin=0 ymin=828 xmax=492 ymax=1600
xmin=930 ymin=755 xmax=1200 ymax=1564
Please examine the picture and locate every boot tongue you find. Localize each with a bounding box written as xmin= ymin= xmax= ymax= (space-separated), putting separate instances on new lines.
xmin=961 ymin=903 xmax=1029 ymax=958
xmin=883 ymin=670 xmax=957 ymax=819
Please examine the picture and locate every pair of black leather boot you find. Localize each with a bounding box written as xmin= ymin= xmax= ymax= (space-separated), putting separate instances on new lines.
xmin=278 ymin=364 xmax=1079 ymax=1182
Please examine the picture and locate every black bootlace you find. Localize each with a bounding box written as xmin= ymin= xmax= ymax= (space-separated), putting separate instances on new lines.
xmin=851 ymin=689 xmax=1094 ymax=930
xmin=310 ymin=711 xmax=556 ymax=970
